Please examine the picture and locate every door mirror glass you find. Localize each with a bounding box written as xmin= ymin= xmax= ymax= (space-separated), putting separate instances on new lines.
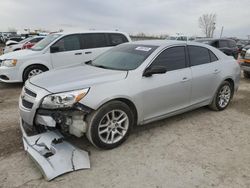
xmin=50 ymin=46 xmax=60 ymax=53
xmin=143 ymin=66 xmax=167 ymax=77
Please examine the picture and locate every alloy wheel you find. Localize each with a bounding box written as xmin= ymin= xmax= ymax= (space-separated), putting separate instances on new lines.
xmin=98 ymin=110 xmax=129 ymax=144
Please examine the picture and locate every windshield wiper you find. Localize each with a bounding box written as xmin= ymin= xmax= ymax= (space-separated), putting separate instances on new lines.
xmin=85 ymin=60 xmax=92 ymax=65
xmin=94 ymin=65 xmax=109 ymax=69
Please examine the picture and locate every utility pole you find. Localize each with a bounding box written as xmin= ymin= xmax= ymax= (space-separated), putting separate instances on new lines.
xmin=211 ymin=22 xmax=216 ymax=38
xmin=220 ymin=26 xmax=224 ymax=38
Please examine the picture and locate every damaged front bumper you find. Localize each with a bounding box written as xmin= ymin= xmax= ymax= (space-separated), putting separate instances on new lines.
xmin=20 ymin=119 xmax=90 ymax=181
xmin=19 ymin=81 xmax=92 ymax=180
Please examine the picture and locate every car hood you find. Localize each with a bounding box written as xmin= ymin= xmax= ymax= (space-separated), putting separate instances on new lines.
xmin=0 ymin=49 xmax=39 ymax=60
xmin=29 ymin=65 xmax=128 ymax=93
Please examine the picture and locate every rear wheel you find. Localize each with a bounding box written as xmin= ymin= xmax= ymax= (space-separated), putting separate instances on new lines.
xmin=23 ymin=65 xmax=48 ymax=82
xmin=86 ymin=101 xmax=134 ymax=149
xmin=209 ymin=81 xmax=233 ymax=111
xmin=243 ymin=71 xmax=250 ymax=79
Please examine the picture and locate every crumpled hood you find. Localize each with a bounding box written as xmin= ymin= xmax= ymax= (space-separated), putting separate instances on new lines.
xmin=0 ymin=49 xmax=39 ymax=60
xmin=29 ymin=65 xmax=127 ymax=93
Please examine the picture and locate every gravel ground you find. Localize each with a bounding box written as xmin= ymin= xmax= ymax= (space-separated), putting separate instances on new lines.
xmin=0 ymin=76 xmax=249 ymax=188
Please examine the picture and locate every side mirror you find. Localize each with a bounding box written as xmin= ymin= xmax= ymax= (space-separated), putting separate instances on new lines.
xmin=50 ymin=46 xmax=60 ymax=53
xmin=143 ymin=66 xmax=167 ymax=77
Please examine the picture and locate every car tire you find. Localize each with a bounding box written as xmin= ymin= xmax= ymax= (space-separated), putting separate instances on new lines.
xmin=23 ymin=65 xmax=48 ymax=82
xmin=209 ymin=81 xmax=233 ymax=111
xmin=86 ymin=101 xmax=134 ymax=149
xmin=243 ymin=71 xmax=250 ymax=79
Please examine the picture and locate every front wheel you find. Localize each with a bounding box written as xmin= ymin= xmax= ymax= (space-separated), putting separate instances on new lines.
xmin=86 ymin=101 xmax=134 ymax=149
xmin=23 ymin=65 xmax=48 ymax=82
xmin=209 ymin=81 xmax=233 ymax=111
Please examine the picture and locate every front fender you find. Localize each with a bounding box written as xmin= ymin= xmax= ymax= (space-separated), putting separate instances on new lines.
xmin=17 ymin=59 xmax=53 ymax=81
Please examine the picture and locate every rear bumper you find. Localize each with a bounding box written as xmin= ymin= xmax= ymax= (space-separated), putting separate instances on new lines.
xmin=20 ymin=119 xmax=90 ymax=181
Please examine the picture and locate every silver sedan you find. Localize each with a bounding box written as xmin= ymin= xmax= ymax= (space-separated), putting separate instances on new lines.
xmin=20 ymin=40 xmax=241 ymax=150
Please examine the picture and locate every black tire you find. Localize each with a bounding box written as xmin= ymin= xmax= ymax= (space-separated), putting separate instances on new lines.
xmin=209 ymin=81 xmax=233 ymax=111
xmin=243 ymin=71 xmax=250 ymax=79
xmin=23 ymin=65 xmax=48 ymax=82
xmin=86 ymin=101 xmax=134 ymax=149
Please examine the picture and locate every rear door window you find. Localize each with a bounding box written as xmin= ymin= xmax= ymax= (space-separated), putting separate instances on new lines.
xmin=151 ymin=46 xmax=186 ymax=71
xmin=188 ymin=46 xmax=210 ymax=66
xmin=81 ymin=33 xmax=108 ymax=49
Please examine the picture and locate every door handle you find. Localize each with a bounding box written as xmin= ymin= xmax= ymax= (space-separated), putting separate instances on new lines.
xmin=85 ymin=51 xmax=92 ymax=54
xmin=75 ymin=52 xmax=82 ymax=55
xmin=213 ymin=69 xmax=220 ymax=74
xmin=181 ymin=77 xmax=189 ymax=82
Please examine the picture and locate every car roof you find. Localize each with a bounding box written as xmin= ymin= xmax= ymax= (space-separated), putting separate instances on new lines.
xmin=196 ymin=38 xmax=235 ymax=42
xmin=130 ymin=40 xmax=211 ymax=48
xmin=57 ymin=30 xmax=128 ymax=36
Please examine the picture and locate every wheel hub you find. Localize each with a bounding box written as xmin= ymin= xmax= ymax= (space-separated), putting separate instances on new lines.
xmin=98 ymin=110 xmax=129 ymax=144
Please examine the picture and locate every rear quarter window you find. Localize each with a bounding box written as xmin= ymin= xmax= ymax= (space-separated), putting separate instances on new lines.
xmin=209 ymin=50 xmax=218 ymax=62
xmin=108 ymin=33 xmax=128 ymax=46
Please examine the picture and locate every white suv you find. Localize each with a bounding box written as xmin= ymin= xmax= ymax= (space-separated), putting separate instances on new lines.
xmin=0 ymin=31 xmax=131 ymax=82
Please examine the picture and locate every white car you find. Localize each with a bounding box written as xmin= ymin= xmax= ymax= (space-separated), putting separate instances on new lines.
xmin=0 ymin=31 xmax=131 ymax=82
xmin=4 ymin=36 xmax=45 ymax=54
xmin=166 ymin=35 xmax=195 ymax=41
xmin=5 ymin=37 xmax=24 ymax=46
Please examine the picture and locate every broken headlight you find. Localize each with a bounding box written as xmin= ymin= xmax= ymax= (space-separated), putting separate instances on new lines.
xmin=41 ymin=88 xmax=89 ymax=109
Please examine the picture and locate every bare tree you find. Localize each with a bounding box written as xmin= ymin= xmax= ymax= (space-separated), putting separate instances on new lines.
xmin=199 ymin=14 xmax=216 ymax=38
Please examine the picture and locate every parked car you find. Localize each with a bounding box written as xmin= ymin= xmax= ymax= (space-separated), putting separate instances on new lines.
xmin=238 ymin=45 xmax=250 ymax=78
xmin=5 ymin=37 xmax=24 ymax=46
xmin=236 ymin=40 xmax=249 ymax=53
xmin=166 ymin=35 xmax=195 ymax=41
xmin=196 ymin=38 xmax=239 ymax=59
xmin=3 ymin=36 xmax=45 ymax=54
xmin=19 ymin=40 xmax=240 ymax=154
xmin=0 ymin=31 xmax=131 ymax=82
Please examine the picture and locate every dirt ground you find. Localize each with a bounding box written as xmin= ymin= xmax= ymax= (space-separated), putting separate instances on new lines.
xmin=0 ymin=76 xmax=250 ymax=188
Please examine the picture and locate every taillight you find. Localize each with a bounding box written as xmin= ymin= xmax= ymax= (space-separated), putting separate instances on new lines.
xmin=22 ymin=42 xmax=34 ymax=49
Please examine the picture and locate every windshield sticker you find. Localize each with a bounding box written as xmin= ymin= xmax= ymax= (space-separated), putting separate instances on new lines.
xmin=135 ymin=46 xmax=152 ymax=52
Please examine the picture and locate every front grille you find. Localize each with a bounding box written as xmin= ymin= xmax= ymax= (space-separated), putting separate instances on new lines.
xmin=24 ymin=87 xmax=37 ymax=98
xmin=21 ymin=86 xmax=37 ymax=110
xmin=22 ymin=99 xmax=34 ymax=109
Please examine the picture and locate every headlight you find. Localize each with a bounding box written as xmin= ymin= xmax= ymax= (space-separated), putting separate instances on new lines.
xmin=41 ymin=88 xmax=89 ymax=109
xmin=1 ymin=59 xmax=17 ymax=67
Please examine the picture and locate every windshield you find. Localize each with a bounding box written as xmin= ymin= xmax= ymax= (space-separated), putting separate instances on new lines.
xmin=31 ymin=34 xmax=61 ymax=51
xmin=91 ymin=44 xmax=158 ymax=71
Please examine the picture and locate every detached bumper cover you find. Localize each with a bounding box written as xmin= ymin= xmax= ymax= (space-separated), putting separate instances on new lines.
xmin=20 ymin=120 xmax=90 ymax=181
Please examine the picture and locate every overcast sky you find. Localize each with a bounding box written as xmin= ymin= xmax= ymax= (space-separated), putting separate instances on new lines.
xmin=0 ymin=0 xmax=250 ymax=38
